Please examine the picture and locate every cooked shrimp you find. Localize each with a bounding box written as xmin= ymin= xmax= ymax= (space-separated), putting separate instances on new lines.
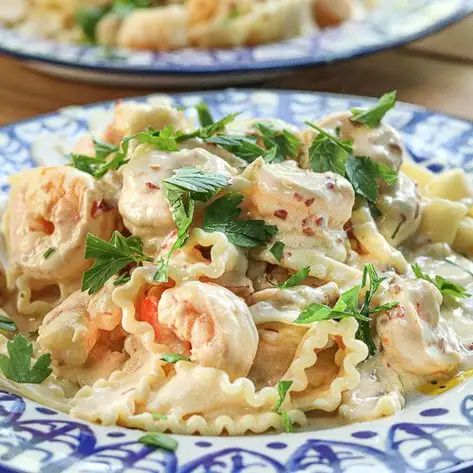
xmin=376 ymin=172 xmax=422 ymax=246
xmin=304 ymin=111 xmax=405 ymax=173
xmin=3 ymin=166 xmax=119 ymax=285
xmin=37 ymin=284 xmax=126 ymax=385
xmin=102 ymin=101 xmax=192 ymax=146
xmin=137 ymin=281 xmax=258 ymax=379
xmin=187 ymin=0 xmax=252 ymax=25
xmin=313 ymin=0 xmax=353 ymax=27
xmin=376 ymin=277 xmax=460 ymax=376
xmin=188 ymin=0 xmax=311 ymax=48
xmin=118 ymin=147 xmax=237 ymax=251
xmin=111 ymin=5 xmax=189 ymax=51
xmin=242 ymin=159 xmax=354 ymax=260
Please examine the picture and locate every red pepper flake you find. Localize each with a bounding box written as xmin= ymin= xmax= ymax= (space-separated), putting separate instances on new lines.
xmin=91 ymin=200 xmax=112 ymax=218
xmin=274 ymin=209 xmax=288 ymax=220
xmin=294 ymin=192 xmax=304 ymax=202
xmin=326 ymin=181 xmax=335 ymax=190
xmin=305 ymin=198 xmax=315 ymax=207
xmin=387 ymin=305 xmax=405 ymax=320
xmin=91 ymin=201 xmax=98 ymax=218
xmin=303 ymin=228 xmax=315 ymax=236
xmin=315 ymin=216 xmax=324 ymax=226
xmin=146 ymin=181 xmax=159 ymax=190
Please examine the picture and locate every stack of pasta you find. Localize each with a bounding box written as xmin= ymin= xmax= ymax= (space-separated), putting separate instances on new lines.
xmin=0 ymin=92 xmax=472 ymax=437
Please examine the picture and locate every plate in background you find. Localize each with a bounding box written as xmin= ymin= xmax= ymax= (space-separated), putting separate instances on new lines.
xmin=0 ymin=0 xmax=472 ymax=86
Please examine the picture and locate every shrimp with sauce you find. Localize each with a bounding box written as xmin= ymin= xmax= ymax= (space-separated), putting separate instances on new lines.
xmin=376 ymin=277 xmax=460 ymax=376
xmin=303 ymin=110 xmax=405 ymax=172
xmin=2 ymin=166 xmax=119 ymax=288
xmin=137 ymin=281 xmax=259 ymax=380
xmin=242 ymin=159 xmax=354 ymax=261
xmin=37 ymin=284 xmax=126 ymax=386
xmin=118 ymin=147 xmax=237 ymax=252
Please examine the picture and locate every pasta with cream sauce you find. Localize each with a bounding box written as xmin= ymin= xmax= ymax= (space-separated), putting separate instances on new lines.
xmin=1 ymin=93 xmax=473 ymax=441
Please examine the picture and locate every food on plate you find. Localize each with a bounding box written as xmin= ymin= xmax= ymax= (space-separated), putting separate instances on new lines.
xmin=0 ymin=0 xmax=363 ymax=51
xmin=1 ymin=92 xmax=473 ymax=445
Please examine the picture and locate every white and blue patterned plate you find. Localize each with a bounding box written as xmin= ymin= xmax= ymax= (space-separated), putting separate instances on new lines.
xmin=0 ymin=90 xmax=473 ymax=473
xmin=0 ymin=0 xmax=473 ymax=86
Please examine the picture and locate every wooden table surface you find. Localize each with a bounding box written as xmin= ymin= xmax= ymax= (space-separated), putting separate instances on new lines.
xmin=0 ymin=15 xmax=472 ymax=126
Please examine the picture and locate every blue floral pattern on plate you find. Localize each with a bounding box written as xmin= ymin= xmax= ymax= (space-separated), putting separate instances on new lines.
xmin=0 ymin=0 xmax=472 ymax=77
xmin=0 ymin=90 xmax=472 ymax=473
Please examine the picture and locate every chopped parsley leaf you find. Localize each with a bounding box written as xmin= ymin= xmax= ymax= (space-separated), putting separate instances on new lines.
xmin=350 ymin=91 xmax=397 ymax=128
xmin=203 ymin=193 xmax=277 ymax=248
xmin=412 ymin=263 xmax=470 ymax=300
xmin=278 ymin=267 xmax=310 ymax=289
xmin=195 ymin=102 xmax=214 ymax=127
xmin=0 ymin=335 xmax=52 ymax=384
xmin=82 ymin=232 xmax=152 ymax=295
xmin=270 ymin=241 xmax=285 ymax=262
xmin=43 ymin=247 xmax=56 ymax=259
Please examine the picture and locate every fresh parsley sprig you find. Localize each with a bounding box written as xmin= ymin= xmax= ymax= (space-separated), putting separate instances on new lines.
xmin=206 ymin=135 xmax=268 ymax=163
xmin=254 ymin=123 xmax=302 ymax=163
xmin=274 ymin=380 xmax=294 ymax=433
xmin=305 ymin=122 xmax=398 ymax=203
xmin=154 ymin=168 xmax=231 ymax=282
xmin=294 ymin=264 xmax=399 ymax=357
xmin=278 ymin=267 xmax=311 ymax=289
xmin=133 ymin=125 xmax=179 ymax=152
xmin=178 ymin=112 xmax=239 ymax=142
xmin=202 ymin=193 xmax=277 ymax=248
xmin=412 ymin=263 xmax=470 ymax=300
xmin=308 ymin=123 xmax=352 ymax=175
xmin=350 ymin=91 xmax=397 ymax=128
xmin=82 ymin=231 xmax=152 ymax=295
xmin=195 ymin=102 xmax=214 ymax=127
xmin=0 ymin=335 xmax=52 ymax=384
xmin=70 ymin=137 xmax=129 ymax=179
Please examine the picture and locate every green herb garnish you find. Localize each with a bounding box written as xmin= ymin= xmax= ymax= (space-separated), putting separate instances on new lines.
xmin=270 ymin=241 xmax=285 ymax=262
xmin=43 ymin=247 xmax=56 ymax=259
xmin=350 ymin=91 xmax=397 ymax=128
xmin=278 ymin=267 xmax=310 ymax=289
xmin=306 ymin=119 xmax=398 ymax=204
xmin=412 ymin=263 xmax=470 ymax=300
xmin=70 ymin=137 xmax=129 ymax=179
xmin=206 ymin=135 xmax=267 ymax=163
xmin=154 ymin=168 xmax=231 ymax=281
xmin=138 ymin=432 xmax=178 ymax=452
xmin=160 ymin=353 xmax=191 ymax=364
xmin=254 ymin=123 xmax=301 ymax=163
xmin=274 ymin=380 xmax=294 ymax=433
xmin=82 ymin=232 xmax=152 ymax=295
xmin=307 ymin=124 xmax=352 ymax=175
xmin=0 ymin=335 xmax=52 ymax=384
xmin=0 ymin=310 xmax=17 ymax=333
xmin=203 ymin=193 xmax=277 ymax=248
xmin=195 ymin=102 xmax=214 ymax=127
xmin=295 ymin=264 xmax=398 ymax=357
